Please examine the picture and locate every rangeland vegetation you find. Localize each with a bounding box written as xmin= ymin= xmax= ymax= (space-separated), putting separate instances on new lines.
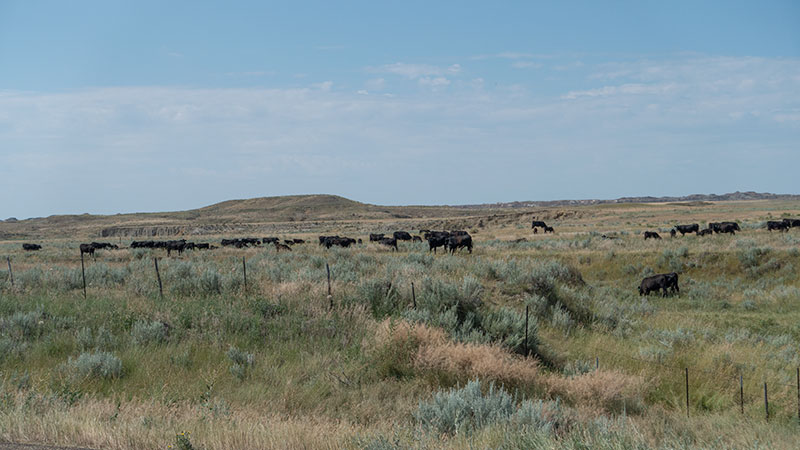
xmin=1 ymin=197 xmax=800 ymax=449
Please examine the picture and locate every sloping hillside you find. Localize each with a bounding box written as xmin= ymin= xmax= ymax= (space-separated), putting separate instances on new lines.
xmin=0 ymin=194 xmax=492 ymax=239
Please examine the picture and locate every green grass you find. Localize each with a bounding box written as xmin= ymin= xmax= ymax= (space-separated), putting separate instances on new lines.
xmin=1 ymin=205 xmax=800 ymax=448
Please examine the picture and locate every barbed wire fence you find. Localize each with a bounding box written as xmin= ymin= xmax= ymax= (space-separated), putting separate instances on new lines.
xmin=2 ymin=252 xmax=800 ymax=425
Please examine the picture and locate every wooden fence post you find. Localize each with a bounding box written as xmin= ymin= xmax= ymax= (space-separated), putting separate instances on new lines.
xmin=764 ymin=382 xmax=769 ymax=421
xmin=596 ymin=356 xmax=599 ymax=370
xmin=242 ymin=256 xmax=247 ymax=296
xmin=740 ymin=374 xmax=744 ymax=415
xmin=6 ymin=257 xmax=13 ymax=287
xmin=154 ymin=258 xmax=163 ymax=299
xmin=685 ymin=368 xmax=690 ymax=418
xmin=411 ymin=282 xmax=416 ymax=309
xmin=326 ymin=262 xmax=333 ymax=310
xmin=80 ymin=252 xmax=87 ymax=299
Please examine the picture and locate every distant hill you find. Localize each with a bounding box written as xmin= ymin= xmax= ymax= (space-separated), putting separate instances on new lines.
xmin=459 ymin=191 xmax=798 ymax=209
xmin=1 ymin=192 xmax=797 ymax=240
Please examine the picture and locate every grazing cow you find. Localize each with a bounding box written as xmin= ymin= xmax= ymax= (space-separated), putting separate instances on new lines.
xmin=425 ymin=231 xmax=450 ymax=254
xmin=670 ymin=229 xmax=677 ymax=238
xmin=22 ymin=243 xmax=42 ymax=251
xmin=262 ymin=237 xmax=279 ymax=245
xmin=717 ymin=223 xmax=738 ymax=235
xmin=79 ymin=243 xmax=96 ymax=257
xmin=357 ymin=238 xmax=363 ymax=245
xmin=292 ymin=239 xmax=305 ymax=244
xmin=644 ymin=231 xmax=662 ymax=240
xmin=274 ymin=242 xmax=292 ymax=252
xmin=447 ymin=234 xmax=473 ymax=254
xmin=165 ymin=240 xmax=187 ymax=257
xmin=767 ymin=221 xmax=789 ymax=232
xmin=638 ymin=272 xmax=680 ymax=297
xmin=697 ymin=228 xmax=713 ymax=236
xmin=531 ymin=220 xmax=547 ymax=230
xmin=393 ymin=231 xmax=413 ymax=241
xmin=323 ymin=236 xmax=356 ymax=248
xmin=709 ymin=222 xmax=740 ymax=234
xmin=675 ymin=224 xmax=700 ymax=236
xmin=196 ymin=243 xmax=210 ymax=250
xmin=378 ymin=237 xmax=398 ymax=251
xmin=369 ymin=233 xmax=385 ymax=242
xmin=284 ymin=240 xmax=294 ymax=246
xmin=533 ymin=228 xmax=538 ymax=234
xmin=782 ymin=218 xmax=800 ymax=228
xmin=412 ymin=235 xmax=422 ymax=242
xmin=543 ymin=226 xmax=555 ymax=234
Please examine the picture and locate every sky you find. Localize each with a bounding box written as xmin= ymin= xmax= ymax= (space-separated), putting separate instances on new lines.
xmin=1 ymin=1 xmax=799 ymax=219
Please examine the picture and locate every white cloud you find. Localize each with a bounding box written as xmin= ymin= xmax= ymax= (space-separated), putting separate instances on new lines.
xmin=0 ymin=54 xmax=797 ymax=218
xmin=418 ymin=77 xmax=450 ymax=88
xmin=562 ymin=83 xmax=678 ymax=99
xmin=365 ymin=78 xmax=385 ymax=91
xmin=312 ymin=81 xmax=333 ymax=91
xmin=371 ymin=62 xmax=461 ymax=80
xmin=511 ymin=61 xmax=542 ymax=69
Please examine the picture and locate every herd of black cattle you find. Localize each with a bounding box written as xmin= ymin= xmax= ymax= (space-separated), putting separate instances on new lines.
xmin=13 ymin=216 xmax=800 ymax=297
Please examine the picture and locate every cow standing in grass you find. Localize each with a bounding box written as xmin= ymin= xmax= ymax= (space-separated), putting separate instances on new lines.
xmin=644 ymin=231 xmax=661 ymax=240
xmin=675 ymin=224 xmax=699 ymax=236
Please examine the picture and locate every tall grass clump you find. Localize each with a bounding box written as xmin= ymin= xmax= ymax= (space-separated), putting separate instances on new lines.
xmin=66 ymin=351 xmax=123 ymax=380
xmin=358 ymin=278 xmax=400 ymax=319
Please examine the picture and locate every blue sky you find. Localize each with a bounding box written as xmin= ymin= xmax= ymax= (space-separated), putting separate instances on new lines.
xmin=1 ymin=1 xmax=799 ymax=218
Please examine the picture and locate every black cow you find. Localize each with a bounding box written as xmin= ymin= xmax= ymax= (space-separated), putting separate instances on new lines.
xmin=274 ymin=242 xmax=292 ymax=252
xmin=670 ymin=229 xmax=677 ymax=238
xmin=393 ymin=231 xmax=413 ymax=241
xmin=412 ymin=236 xmax=422 ymax=242
xmin=196 ymin=243 xmax=210 ymax=250
xmin=369 ymin=233 xmax=385 ymax=242
xmin=697 ymin=228 xmax=713 ymax=236
xmin=644 ymin=231 xmax=661 ymax=240
xmin=79 ymin=243 xmax=96 ymax=258
xmin=543 ymin=226 xmax=555 ymax=234
xmin=165 ymin=240 xmax=187 ymax=257
xmin=378 ymin=237 xmax=398 ymax=251
xmin=675 ymin=224 xmax=700 ymax=236
xmin=782 ymin=218 xmax=800 ymax=228
xmin=425 ymin=231 xmax=450 ymax=254
xmin=709 ymin=222 xmax=739 ymax=234
xmin=531 ymin=220 xmax=547 ymax=230
xmin=767 ymin=221 xmax=789 ymax=232
xmin=284 ymin=240 xmax=294 ymax=246
xmin=717 ymin=223 xmax=738 ymax=235
xmin=22 ymin=243 xmax=42 ymax=251
xmin=292 ymin=239 xmax=305 ymax=244
xmin=638 ymin=272 xmax=679 ymax=297
xmin=447 ymin=234 xmax=473 ymax=254
xmin=262 ymin=237 xmax=280 ymax=245
xmin=324 ymin=236 xmax=356 ymax=248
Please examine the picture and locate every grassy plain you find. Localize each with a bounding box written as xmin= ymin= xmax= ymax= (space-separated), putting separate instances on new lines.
xmin=1 ymin=198 xmax=800 ymax=449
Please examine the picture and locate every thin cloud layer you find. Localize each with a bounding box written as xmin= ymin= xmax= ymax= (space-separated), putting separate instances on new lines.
xmin=0 ymin=55 xmax=798 ymax=218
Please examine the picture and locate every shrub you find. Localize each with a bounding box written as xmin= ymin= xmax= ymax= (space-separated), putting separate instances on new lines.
xmin=67 ymin=351 xmax=123 ymax=379
xmin=131 ymin=320 xmax=169 ymax=345
xmin=414 ymin=379 xmax=515 ymax=436
xmin=199 ymin=267 xmax=222 ymax=295
xmin=414 ymin=380 xmax=570 ymax=436
xmin=226 ymin=345 xmax=254 ymax=381
xmin=1 ymin=311 xmax=44 ymax=341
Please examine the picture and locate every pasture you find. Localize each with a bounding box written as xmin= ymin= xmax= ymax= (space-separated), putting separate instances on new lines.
xmin=1 ymin=199 xmax=800 ymax=449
